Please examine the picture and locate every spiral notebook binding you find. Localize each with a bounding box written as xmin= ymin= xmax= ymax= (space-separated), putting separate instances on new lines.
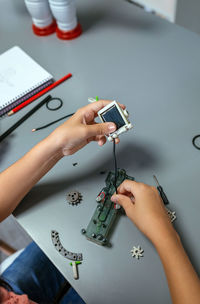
xmin=0 ymin=77 xmax=53 ymax=117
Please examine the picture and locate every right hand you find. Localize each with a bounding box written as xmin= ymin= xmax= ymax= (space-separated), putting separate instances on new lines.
xmin=111 ymin=180 xmax=177 ymax=245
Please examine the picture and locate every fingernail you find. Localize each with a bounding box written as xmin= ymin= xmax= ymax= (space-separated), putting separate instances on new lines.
xmin=108 ymin=123 xmax=116 ymax=132
xmin=111 ymin=196 xmax=117 ymax=203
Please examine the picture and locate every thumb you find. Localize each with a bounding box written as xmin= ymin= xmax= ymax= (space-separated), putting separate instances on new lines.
xmin=111 ymin=194 xmax=134 ymax=212
xmin=86 ymin=122 xmax=116 ymax=137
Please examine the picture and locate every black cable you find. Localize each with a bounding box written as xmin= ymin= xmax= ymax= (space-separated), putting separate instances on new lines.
xmin=113 ymin=139 xmax=118 ymax=194
xmin=192 ymin=134 xmax=200 ymax=150
xmin=98 ymin=140 xmax=118 ymax=219
xmin=46 ymin=97 xmax=63 ymax=111
xmin=32 ymin=113 xmax=74 ymax=131
xmin=32 ymin=96 xmax=75 ymax=131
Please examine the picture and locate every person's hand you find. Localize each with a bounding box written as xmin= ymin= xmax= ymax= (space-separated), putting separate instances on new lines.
xmin=49 ymin=100 xmax=125 ymax=156
xmin=111 ymin=180 xmax=177 ymax=245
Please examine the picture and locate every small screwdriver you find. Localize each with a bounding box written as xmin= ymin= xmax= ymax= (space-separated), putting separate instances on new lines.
xmin=153 ymin=175 xmax=169 ymax=205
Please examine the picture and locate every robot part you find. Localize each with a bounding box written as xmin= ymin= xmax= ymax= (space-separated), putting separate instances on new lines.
xmin=66 ymin=190 xmax=82 ymax=205
xmin=82 ymin=169 xmax=134 ymax=246
xmin=69 ymin=261 xmax=81 ymax=280
xmin=165 ymin=207 xmax=177 ymax=223
xmin=131 ymin=246 xmax=144 ymax=259
xmin=49 ymin=0 xmax=82 ymax=40
xmin=51 ymin=230 xmax=83 ymax=261
xmin=98 ymin=101 xmax=133 ymax=142
xmin=88 ymin=96 xmax=99 ymax=103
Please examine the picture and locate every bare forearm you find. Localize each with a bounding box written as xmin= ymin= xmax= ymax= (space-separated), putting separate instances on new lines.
xmin=111 ymin=181 xmax=200 ymax=303
xmin=0 ymin=135 xmax=63 ymax=222
xmin=0 ymin=100 xmax=116 ymax=222
xmin=154 ymin=232 xmax=200 ymax=304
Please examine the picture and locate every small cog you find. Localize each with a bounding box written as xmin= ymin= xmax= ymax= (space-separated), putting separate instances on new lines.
xmin=165 ymin=207 xmax=176 ymax=223
xmin=66 ymin=190 xmax=82 ymax=205
xmin=130 ymin=246 xmax=144 ymax=259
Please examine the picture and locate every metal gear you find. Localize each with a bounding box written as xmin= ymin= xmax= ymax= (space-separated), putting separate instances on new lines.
xmin=166 ymin=207 xmax=176 ymax=223
xmin=130 ymin=246 xmax=144 ymax=259
xmin=66 ymin=190 xmax=82 ymax=205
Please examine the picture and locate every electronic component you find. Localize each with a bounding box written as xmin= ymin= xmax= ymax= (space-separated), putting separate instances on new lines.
xmin=130 ymin=246 xmax=144 ymax=259
xmin=153 ymin=175 xmax=169 ymax=205
xmin=51 ymin=230 xmax=83 ymax=261
xmin=66 ymin=190 xmax=82 ymax=205
xmin=81 ymin=169 xmax=134 ymax=246
xmin=98 ymin=101 xmax=133 ymax=141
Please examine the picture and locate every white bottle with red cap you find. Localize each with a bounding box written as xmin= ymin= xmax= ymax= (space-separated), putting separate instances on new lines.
xmin=48 ymin=0 xmax=82 ymax=40
xmin=24 ymin=0 xmax=57 ymax=36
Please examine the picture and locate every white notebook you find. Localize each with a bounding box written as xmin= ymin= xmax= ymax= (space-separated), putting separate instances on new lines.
xmin=0 ymin=46 xmax=53 ymax=116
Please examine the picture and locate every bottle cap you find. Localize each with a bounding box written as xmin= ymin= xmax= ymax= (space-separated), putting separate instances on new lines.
xmin=32 ymin=20 xmax=57 ymax=36
xmin=56 ymin=23 xmax=82 ymax=40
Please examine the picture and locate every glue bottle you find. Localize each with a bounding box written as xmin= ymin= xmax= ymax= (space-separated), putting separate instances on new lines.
xmin=24 ymin=0 xmax=56 ymax=36
xmin=48 ymin=0 xmax=82 ymax=40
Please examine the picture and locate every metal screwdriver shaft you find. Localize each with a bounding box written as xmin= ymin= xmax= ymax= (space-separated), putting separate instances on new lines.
xmin=153 ymin=175 xmax=169 ymax=205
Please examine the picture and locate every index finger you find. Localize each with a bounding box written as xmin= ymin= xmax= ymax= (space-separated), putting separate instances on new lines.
xmin=117 ymin=180 xmax=141 ymax=197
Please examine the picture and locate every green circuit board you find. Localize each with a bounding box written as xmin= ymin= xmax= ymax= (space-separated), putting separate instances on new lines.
xmin=81 ymin=169 xmax=134 ymax=246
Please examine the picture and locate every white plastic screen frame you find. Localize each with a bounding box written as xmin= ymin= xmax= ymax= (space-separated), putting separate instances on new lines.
xmin=98 ymin=101 xmax=133 ymax=141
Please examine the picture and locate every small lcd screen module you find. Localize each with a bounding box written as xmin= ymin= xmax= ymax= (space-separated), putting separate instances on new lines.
xmin=100 ymin=105 xmax=125 ymax=130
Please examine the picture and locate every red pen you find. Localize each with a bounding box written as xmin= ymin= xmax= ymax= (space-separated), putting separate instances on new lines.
xmin=8 ymin=73 xmax=72 ymax=116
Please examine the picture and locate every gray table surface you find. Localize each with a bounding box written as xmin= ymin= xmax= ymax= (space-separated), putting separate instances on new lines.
xmin=1 ymin=0 xmax=200 ymax=303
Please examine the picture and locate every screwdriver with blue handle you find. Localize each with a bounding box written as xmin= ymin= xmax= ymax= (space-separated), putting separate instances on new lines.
xmin=153 ymin=175 xmax=169 ymax=205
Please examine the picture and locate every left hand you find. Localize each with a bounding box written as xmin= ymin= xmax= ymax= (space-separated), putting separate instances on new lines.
xmin=49 ymin=100 xmax=125 ymax=155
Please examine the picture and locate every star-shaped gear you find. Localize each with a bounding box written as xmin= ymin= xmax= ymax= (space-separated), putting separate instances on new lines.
xmin=166 ymin=207 xmax=177 ymax=223
xmin=130 ymin=246 xmax=144 ymax=259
